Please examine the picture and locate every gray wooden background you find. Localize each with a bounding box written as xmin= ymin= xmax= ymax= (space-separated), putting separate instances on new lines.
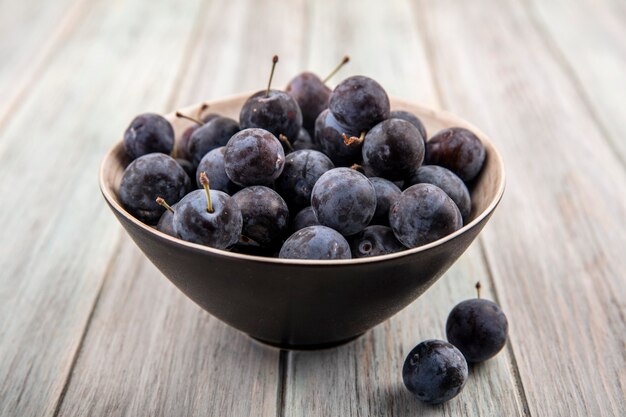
xmin=1 ymin=0 xmax=624 ymax=416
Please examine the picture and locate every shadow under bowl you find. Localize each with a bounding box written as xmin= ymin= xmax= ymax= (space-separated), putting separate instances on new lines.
xmin=99 ymin=95 xmax=505 ymax=349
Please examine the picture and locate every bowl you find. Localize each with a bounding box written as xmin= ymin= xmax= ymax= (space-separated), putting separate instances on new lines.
xmin=99 ymin=94 xmax=505 ymax=349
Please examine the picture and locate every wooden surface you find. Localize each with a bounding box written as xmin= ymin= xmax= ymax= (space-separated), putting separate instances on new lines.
xmin=0 ymin=0 xmax=624 ymax=416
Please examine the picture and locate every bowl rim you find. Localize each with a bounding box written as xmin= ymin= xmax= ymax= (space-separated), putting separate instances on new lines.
xmin=100 ymin=95 xmax=506 ymax=266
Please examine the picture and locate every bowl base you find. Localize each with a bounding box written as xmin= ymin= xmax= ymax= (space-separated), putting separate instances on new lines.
xmin=250 ymin=332 xmax=365 ymax=351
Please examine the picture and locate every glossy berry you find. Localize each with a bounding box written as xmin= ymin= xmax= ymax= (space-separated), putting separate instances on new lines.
xmin=285 ymin=56 xmax=350 ymax=133
xmin=173 ymin=174 xmax=242 ymax=249
xmin=196 ymin=147 xmax=240 ymax=195
xmin=348 ymin=225 xmax=406 ymax=258
xmin=389 ymin=110 xmax=427 ymax=144
xmin=232 ymin=186 xmax=289 ymax=247
xmin=291 ymin=206 xmax=320 ymax=232
xmin=362 ymin=119 xmax=424 ymax=181
xmin=311 ymin=168 xmax=376 ymax=236
xmin=390 ymin=183 xmax=462 ymax=248
xmin=329 ymin=75 xmax=390 ymax=132
xmin=155 ymin=198 xmax=178 ymax=237
xmin=188 ymin=116 xmax=240 ymax=165
xmin=406 ymin=165 xmax=471 ymax=222
xmin=279 ymin=226 xmax=351 ymax=260
xmin=224 ymin=128 xmax=285 ymax=186
xmin=239 ymin=89 xmax=303 ymax=145
xmin=240 ymin=56 xmax=302 ymax=144
xmin=286 ymin=72 xmax=330 ymax=134
xmin=368 ymin=177 xmax=401 ymax=225
xmin=314 ymin=109 xmax=362 ymax=166
xmin=175 ymin=104 xmax=217 ymax=159
xmin=446 ymin=283 xmax=508 ymax=363
xmin=402 ymin=339 xmax=468 ymax=404
xmin=275 ymin=149 xmax=334 ymax=208
xmin=426 ymin=127 xmax=486 ymax=182
xmin=119 ymin=153 xmax=191 ymax=225
xmin=123 ymin=113 xmax=174 ymax=160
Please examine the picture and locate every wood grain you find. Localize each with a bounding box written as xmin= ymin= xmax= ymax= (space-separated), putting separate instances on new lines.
xmin=283 ymin=0 xmax=526 ymax=416
xmin=57 ymin=1 xmax=307 ymax=416
xmin=415 ymin=0 xmax=626 ymax=415
xmin=0 ymin=0 xmax=88 ymax=127
xmin=0 ymin=1 xmax=204 ymax=416
xmin=523 ymin=0 xmax=626 ymax=166
xmin=56 ymin=239 xmax=281 ymax=417
xmin=1 ymin=0 xmax=625 ymax=416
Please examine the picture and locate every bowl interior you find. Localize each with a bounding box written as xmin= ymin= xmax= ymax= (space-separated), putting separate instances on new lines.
xmin=100 ymin=95 xmax=505 ymax=264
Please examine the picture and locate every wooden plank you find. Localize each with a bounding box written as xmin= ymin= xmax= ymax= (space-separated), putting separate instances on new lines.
xmin=523 ymin=0 xmax=626 ymax=165
xmin=0 ymin=1 xmax=205 ymax=416
xmin=56 ymin=239 xmax=281 ymax=417
xmin=172 ymin=0 xmax=308 ymax=107
xmin=56 ymin=0 xmax=307 ymax=416
xmin=283 ymin=0 xmax=526 ymax=416
xmin=298 ymin=0 xmax=440 ymax=108
xmin=0 ymin=0 xmax=87 ymax=127
xmin=414 ymin=0 xmax=626 ymax=415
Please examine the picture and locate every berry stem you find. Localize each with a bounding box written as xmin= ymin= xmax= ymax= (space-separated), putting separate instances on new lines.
xmin=199 ymin=172 xmax=214 ymax=213
xmin=279 ymin=134 xmax=294 ymax=153
xmin=266 ymin=55 xmax=279 ymax=97
xmin=342 ymin=131 xmax=366 ymax=146
xmin=176 ymin=111 xmax=203 ymax=126
xmin=350 ymin=163 xmax=365 ymax=174
xmin=156 ymin=197 xmax=174 ymax=213
xmin=197 ymin=103 xmax=210 ymax=118
xmin=476 ymin=281 xmax=482 ymax=299
xmin=322 ymin=56 xmax=350 ymax=84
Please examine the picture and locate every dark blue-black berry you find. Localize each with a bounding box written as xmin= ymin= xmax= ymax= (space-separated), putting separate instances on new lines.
xmin=402 ymin=339 xmax=468 ymax=404
xmin=329 ymin=75 xmax=390 ymax=133
xmin=172 ymin=173 xmax=242 ymax=249
xmin=285 ymin=56 xmax=349 ymax=133
xmin=155 ymin=197 xmax=178 ymax=237
xmin=389 ymin=183 xmax=462 ymax=248
xmin=389 ymin=110 xmax=427 ymax=144
xmin=279 ymin=226 xmax=351 ymax=260
xmin=314 ymin=109 xmax=362 ymax=166
xmin=232 ymin=186 xmax=289 ymax=248
xmin=175 ymin=158 xmax=196 ymax=179
xmin=362 ymin=118 xmax=424 ymax=181
xmin=224 ymin=128 xmax=285 ymax=186
xmin=119 ymin=153 xmax=191 ymax=225
xmin=123 ymin=113 xmax=174 ymax=160
xmin=291 ymin=206 xmax=320 ymax=232
xmin=175 ymin=104 xmax=216 ymax=160
xmin=293 ymin=128 xmax=318 ymax=151
xmin=311 ymin=167 xmax=376 ymax=236
xmin=240 ymin=56 xmax=302 ymax=145
xmin=187 ymin=116 xmax=240 ymax=165
xmin=196 ymin=147 xmax=240 ymax=195
xmin=348 ymin=225 xmax=406 ymax=258
xmin=275 ymin=149 xmax=334 ymax=208
xmin=426 ymin=127 xmax=485 ymax=182
xmin=446 ymin=282 xmax=509 ymax=363
xmin=406 ymin=165 xmax=471 ymax=222
xmin=369 ymin=177 xmax=402 ymax=226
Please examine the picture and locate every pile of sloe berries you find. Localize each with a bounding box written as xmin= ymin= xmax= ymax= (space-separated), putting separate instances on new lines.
xmin=118 ymin=56 xmax=486 ymax=258
xmin=117 ymin=57 xmax=505 ymax=406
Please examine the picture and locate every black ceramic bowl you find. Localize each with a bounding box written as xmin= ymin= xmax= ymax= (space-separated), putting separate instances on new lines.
xmin=100 ymin=95 xmax=505 ymax=349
